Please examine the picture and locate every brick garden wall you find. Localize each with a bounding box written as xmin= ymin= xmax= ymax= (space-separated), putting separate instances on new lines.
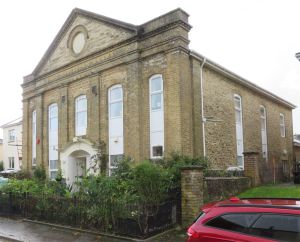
xmin=204 ymin=177 xmax=251 ymax=203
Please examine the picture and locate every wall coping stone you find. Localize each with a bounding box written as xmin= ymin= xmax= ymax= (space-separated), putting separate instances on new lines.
xmin=204 ymin=177 xmax=249 ymax=180
xmin=180 ymin=166 xmax=203 ymax=171
xmin=243 ymin=151 xmax=259 ymax=155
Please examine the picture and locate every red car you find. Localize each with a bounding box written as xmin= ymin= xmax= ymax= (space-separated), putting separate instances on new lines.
xmin=187 ymin=197 xmax=300 ymax=242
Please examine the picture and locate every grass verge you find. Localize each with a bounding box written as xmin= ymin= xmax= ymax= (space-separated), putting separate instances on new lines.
xmin=239 ymin=184 xmax=300 ymax=198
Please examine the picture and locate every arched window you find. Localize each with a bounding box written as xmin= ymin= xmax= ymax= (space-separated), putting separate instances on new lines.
xmin=32 ymin=110 xmax=36 ymax=166
xmin=234 ymin=94 xmax=244 ymax=168
xmin=108 ymin=85 xmax=123 ymax=173
xmin=149 ymin=74 xmax=164 ymax=158
xmin=260 ymin=106 xmax=268 ymax=159
xmin=75 ymin=95 xmax=87 ymax=136
xmin=49 ymin=103 xmax=58 ymax=180
xmin=280 ymin=113 xmax=286 ymax=138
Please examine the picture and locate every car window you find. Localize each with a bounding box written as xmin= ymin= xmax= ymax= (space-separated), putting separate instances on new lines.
xmin=250 ymin=214 xmax=300 ymax=242
xmin=206 ymin=213 xmax=260 ymax=233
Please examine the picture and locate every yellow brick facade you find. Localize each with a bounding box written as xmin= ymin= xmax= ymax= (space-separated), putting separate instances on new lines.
xmin=22 ymin=8 xmax=295 ymax=180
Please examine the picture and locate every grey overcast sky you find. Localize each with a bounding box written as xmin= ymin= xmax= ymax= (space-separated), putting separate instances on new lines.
xmin=0 ymin=0 xmax=300 ymax=139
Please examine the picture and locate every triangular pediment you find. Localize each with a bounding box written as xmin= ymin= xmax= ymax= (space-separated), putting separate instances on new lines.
xmin=33 ymin=8 xmax=137 ymax=76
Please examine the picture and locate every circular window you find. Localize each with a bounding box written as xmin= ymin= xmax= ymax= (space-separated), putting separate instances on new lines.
xmin=72 ymin=32 xmax=85 ymax=54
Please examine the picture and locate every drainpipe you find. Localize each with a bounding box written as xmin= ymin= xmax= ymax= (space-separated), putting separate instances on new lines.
xmin=200 ymin=58 xmax=207 ymax=157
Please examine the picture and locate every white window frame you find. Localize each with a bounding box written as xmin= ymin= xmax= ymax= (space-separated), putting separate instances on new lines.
xmin=234 ymin=94 xmax=244 ymax=168
xmin=280 ymin=113 xmax=286 ymax=138
xmin=260 ymin=105 xmax=268 ymax=160
xmin=32 ymin=110 xmax=37 ymax=166
xmin=109 ymin=85 xmax=123 ymax=119
xmin=8 ymin=129 xmax=15 ymax=142
xmin=75 ymin=95 xmax=87 ymax=136
xmin=149 ymin=74 xmax=164 ymax=159
xmin=48 ymin=103 xmax=58 ymax=180
xmin=8 ymin=157 xmax=14 ymax=169
xmin=108 ymin=85 xmax=124 ymax=173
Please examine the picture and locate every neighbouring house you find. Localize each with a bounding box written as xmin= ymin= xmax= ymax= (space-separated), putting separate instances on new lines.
xmin=22 ymin=8 xmax=295 ymax=184
xmin=0 ymin=118 xmax=22 ymax=171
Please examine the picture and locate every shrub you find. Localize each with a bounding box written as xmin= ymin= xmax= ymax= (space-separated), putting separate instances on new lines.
xmin=33 ymin=165 xmax=46 ymax=181
xmin=161 ymin=152 xmax=208 ymax=190
xmin=0 ymin=161 xmax=3 ymax=171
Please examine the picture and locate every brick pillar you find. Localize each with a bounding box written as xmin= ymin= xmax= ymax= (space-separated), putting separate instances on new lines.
xmin=181 ymin=166 xmax=203 ymax=227
xmin=243 ymin=152 xmax=260 ymax=186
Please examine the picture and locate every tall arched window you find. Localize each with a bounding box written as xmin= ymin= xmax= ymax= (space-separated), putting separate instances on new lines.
xmin=149 ymin=74 xmax=164 ymax=158
xmin=234 ymin=94 xmax=244 ymax=168
xmin=280 ymin=113 xmax=286 ymax=138
xmin=260 ymin=106 xmax=268 ymax=160
xmin=75 ymin=95 xmax=87 ymax=136
xmin=32 ymin=110 xmax=36 ymax=166
xmin=49 ymin=103 xmax=58 ymax=180
xmin=108 ymin=85 xmax=123 ymax=173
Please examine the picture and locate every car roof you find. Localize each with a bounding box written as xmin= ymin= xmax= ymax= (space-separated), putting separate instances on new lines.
xmin=202 ymin=197 xmax=300 ymax=211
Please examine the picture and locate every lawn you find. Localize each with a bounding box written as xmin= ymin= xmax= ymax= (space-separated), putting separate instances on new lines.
xmin=238 ymin=184 xmax=300 ymax=198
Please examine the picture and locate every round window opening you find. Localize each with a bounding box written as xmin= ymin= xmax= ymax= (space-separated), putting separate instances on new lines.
xmin=72 ymin=32 xmax=85 ymax=54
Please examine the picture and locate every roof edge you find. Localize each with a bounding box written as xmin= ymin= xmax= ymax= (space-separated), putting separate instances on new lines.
xmin=190 ymin=50 xmax=296 ymax=109
xmin=0 ymin=117 xmax=22 ymax=129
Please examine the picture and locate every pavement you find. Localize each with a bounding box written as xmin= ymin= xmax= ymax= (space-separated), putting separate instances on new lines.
xmin=0 ymin=217 xmax=187 ymax=242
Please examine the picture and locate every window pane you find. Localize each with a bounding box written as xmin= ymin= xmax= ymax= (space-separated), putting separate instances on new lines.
xmin=110 ymin=102 xmax=122 ymax=118
xmin=251 ymin=214 xmax=300 ymax=241
xmin=261 ymin=118 xmax=266 ymax=130
xmin=77 ymin=111 xmax=87 ymax=127
xmin=280 ymin=115 xmax=284 ymax=125
xmin=234 ymin=97 xmax=241 ymax=109
xmin=153 ymin=146 xmax=163 ymax=157
xmin=50 ymin=160 xmax=57 ymax=170
xmin=206 ymin=213 xmax=260 ymax=233
xmin=235 ymin=110 xmax=241 ymax=123
xmin=49 ymin=105 xmax=58 ymax=117
xmin=260 ymin=107 xmax=265 ymax=117
xmin=151 ymin=77 xmax=162 ymax=92
xmin=50 ymin=117 xmax=58 ymax=131
xmin=110 ymin=87 xmax=122 ymax=101
xmin=151 ymin=93 xmax=162 ymax=110
xmin=50 ymin=171 xmax=58 ymax=180
xmin=76 ymin=97 xmax=87 ymax=112
xmin=237 ymin=156 xmax=243 ymax=167
xmin=110 ymin=154 xmax=123 ymax=167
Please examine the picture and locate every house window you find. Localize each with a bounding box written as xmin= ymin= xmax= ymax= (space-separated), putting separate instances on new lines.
xmin=49 ymin=160 xmax=58 ymax=180
xmin=150 ymin=75 xmax=164 ymax=158
xmin=280 ymin=113 xmax=286 ymax=137
xmin=234 ymin=95 xmax=244 ymax=168
xmin=32 ymin=110 xmax=36 ymax=166
xmin=108 ymin=85 xmax=124 ymax=173
xmin=75 ymin=95 xmax=87 ymax=136
xmin=8 ymin=157 xmax=14 ymax=169
xmin=49 ymin=104 xmax=58 ymax=180
xmin=260 ymin=106 xmax=268 ymax=159
xmin=8 ymin=130 xmax=15 ymax=142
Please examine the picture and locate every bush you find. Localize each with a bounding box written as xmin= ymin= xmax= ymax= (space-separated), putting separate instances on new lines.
xmin=131 ymin=161 xmax=169 ymax=205
xmin=0 ymin=161 xmax=3 ymax=171
xmin=160 ymin=153 xmax=208 ymax=190
xmin=33 ymin=165 xmax=46 ymax=181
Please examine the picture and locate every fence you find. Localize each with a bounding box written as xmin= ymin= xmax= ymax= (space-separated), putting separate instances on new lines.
xmin=0 ymin=192 xmax=178 ymax=238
